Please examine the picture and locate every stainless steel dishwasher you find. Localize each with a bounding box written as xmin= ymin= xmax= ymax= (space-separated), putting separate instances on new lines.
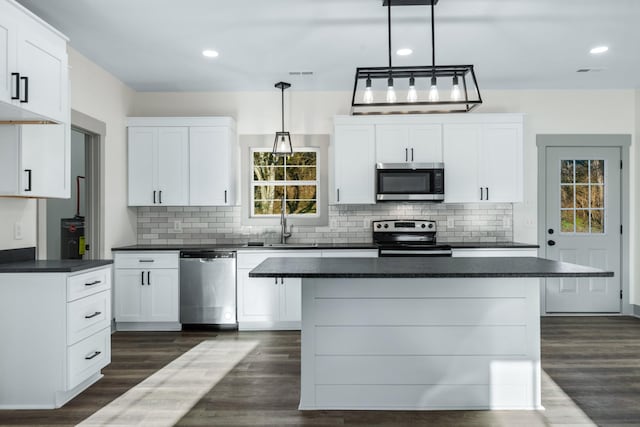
xmin=179 ymin=250 xmax=237 ymax=327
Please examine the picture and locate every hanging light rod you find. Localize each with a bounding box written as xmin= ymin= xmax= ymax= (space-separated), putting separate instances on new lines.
xmin=351 ymin=0 xmax=482 ymax=115
xmin=273 ymin=81 xmax=293 ymax=156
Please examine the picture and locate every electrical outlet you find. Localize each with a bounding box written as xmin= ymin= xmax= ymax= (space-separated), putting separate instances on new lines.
xmin=173 ymin=220 xmax=182 ymax=232
xmin=14 ymin=222 xmax=22 ymax=240
xmin=447 ymin=217 xmax=455 ymax=229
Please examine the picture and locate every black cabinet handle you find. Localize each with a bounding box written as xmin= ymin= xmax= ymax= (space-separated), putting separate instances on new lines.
xmin=139 ymin=259 xmax=155 ymax=263
xmin=84 ymin=280 xmax=101 ymax=286
xmin=20 ymin=76 xmax=28 ymax=103
xmin=153 ymin=190 xmax=156 ymax=204
xmin=85 ymin=311 xmax=101 ymax=319
xmin=158 ymin=190 xmax=162 ymax=204
xmin=486 ymin=187 xmax=489 ymax=201
xmin=411 ymin=148 xmax=414 ymax=162
xmin=280 ymin=277 xmax=284 ymax=284
xmin=224 ymin=190 xmax=227 ymax=204
xmin=548 ymin=229 xmax=554 ymax=235
xmin=405 ymin=148 xmax=408 ymax=162
xmin=24 ymin=169 xmax=32 ymax=192
xmin=547 ymin=240 xmax=556 ymax=246
xmin=85 ymin=351 xmax=101 ymax=360
xmin=274 ymin=278 xmax=278 ymax=285
xmin=337 ymin=188 xmax=340 ymax=202
xmin=141 ymin=271 xmax=144 ymax=285
xmin=147 ymin=271 xmax=151 ymax=285
xmin=480 ymin=187 xmax=483 ymax=200
xmin=11 ymin=73 xmax=20 ymax=100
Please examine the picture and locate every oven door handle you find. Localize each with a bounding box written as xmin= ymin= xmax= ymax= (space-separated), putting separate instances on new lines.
xmin=379 ymin=249 xmax=452 ymax=256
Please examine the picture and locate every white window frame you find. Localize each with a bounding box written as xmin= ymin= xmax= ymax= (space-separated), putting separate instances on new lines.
xmin=250 ymin=147 xmax=321 ymax=218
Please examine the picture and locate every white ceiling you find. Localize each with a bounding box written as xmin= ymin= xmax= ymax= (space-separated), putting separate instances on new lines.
xmin=16 ymin=0 xmax=640 ymax=92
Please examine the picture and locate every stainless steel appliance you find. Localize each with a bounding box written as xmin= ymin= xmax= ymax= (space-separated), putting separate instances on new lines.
xmin=372 ymin=219 xmax=452 ymax=257
xmin=179 ymin=250 xmax=237 ymax=327
xmin=376 ymin=163 xmax=445 ymax=202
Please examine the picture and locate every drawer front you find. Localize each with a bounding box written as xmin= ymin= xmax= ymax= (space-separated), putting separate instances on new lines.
xmin=67 ymin=327 xmax=111 ymax=390
xmin=114 ymin=252 xmax=179 ymax=269
xmin=237 ymin=250 xmax=321 ymax=269
xmin=67 ymin=290 xmax=111 ymax=345
xmin=452 ymin=248 xmax=538 ymax=258
xmin=67 ymin=267 xmax=112 ymax=302
xmin=321 ymin=249 xmax=378 ymax=258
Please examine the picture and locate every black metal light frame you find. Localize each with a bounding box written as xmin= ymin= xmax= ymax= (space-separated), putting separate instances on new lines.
xmin=273 ymin=81 xmax=293 ymax=156
xmin=351 ymin=0 xmax=482 ymax=115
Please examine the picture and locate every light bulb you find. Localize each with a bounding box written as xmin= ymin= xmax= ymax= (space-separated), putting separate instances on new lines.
xmin=363 ymin=77 xmax=374 ymax=104
xmin=451 ymin=75 xmax=461 ymax=101
xmin=407 ymin=75 xmax=417 ymax=102
xmin=277 ymin=136 xmax=288 ymax=152
xmin=428 ymin=76 xmax=439 ymax=102
xmin=386 ymin=77 xmax=396 ymax=103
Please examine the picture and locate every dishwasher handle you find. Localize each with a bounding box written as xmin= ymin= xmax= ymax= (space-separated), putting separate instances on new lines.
xmin=180 ymin=251 xmax=236 ymax=259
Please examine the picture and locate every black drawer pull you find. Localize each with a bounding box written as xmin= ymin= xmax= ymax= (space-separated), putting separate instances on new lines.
xmin=85 ymin=351 xmax=101 ymax=360
xmin=24 ymin=169 xmax=32 ymax=192
xmin=20 ymin=76 xmax=29 ymax=103
xmin=11 ymin=72 xmax=20 ymax=100
xmin=139 ymin=259 xmax=155 ymax=263
xmin=85 ymin=311 xmax=101 ymax=319
xmin=85 ymin=280 xmax=101 ymax=286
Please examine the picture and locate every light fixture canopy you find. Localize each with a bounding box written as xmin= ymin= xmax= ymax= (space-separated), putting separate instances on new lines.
xmin=273 ymin=81 xmax=293 ymax=156
xmin=351 ymin=0 xmax=482 ymax=114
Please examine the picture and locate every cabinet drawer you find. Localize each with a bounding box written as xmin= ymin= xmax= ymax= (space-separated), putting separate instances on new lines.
xmin=452 ymin=248 xmax=538 ymax=258
xmin=67 ymin=327 xmax=111 ymax=390
xmin=67 ymin=267 xmax=111 ymax=302
xmin=237 ymin=250 xmax=321 ymax=269
xmin=321 ymin=250 xmax=378 ymax=258
xmin=67 ymin=290 xmax=111 ymax=345
xmin=114 ymin=252 xmax=179 ymax=269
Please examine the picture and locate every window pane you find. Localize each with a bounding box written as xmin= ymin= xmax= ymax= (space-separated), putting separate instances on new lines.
xmin=287 ymin=200 xmax=317 ymax=214
xmin=591 ymin=185 xmax=604 ymax=208
xmin=590 ymin=160 xmax=604 ymax=184
xmin=254 ymin=200 xmax=282 ymax=215
xmin=575 ymin=185 xmax=589 ymax=208
xmin=253 ymin=185 xmax=284 ymax=200
xmin=575 ymin=160 xmax=589 ymax=183
xmin=287 ymin=152 xmax=317 ymax=166
xmin=561 ymin=160 xmax=574 ymax=183
xmin=576 ymin=210 xmax=589 ymax=233
xmin=253 ymin=166 xmax=284 ymax=181
xmin=286 ymin=185 xmax=317 ymax=200
xmin=561 ymin=185 xmax=574 ymax=208
xmin=591 ymin=210 xmax=604 ymax=233
xmin=286 ymin=166 xmax=317 ymax=181
xmin=253 ymin=152 xmax=283 ymax=166
xmin=561 ymin=210 xmax=574 ymax=232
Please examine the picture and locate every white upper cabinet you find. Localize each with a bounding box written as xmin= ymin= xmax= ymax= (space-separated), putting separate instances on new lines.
xmin=376 ymin=124 xmax=442 ymax=163
xmin=333 ymin=123 xmax=376 ymax=204
xmin=189 ymin=126 xmax=236 ymax=206
xmin=0 ymin=0 xmax=69 ymax=123
xmin=127 ymin=117 xmax=237 ymax=207
xmin=443 ymin=120 xmax=523 ymax=203
xmin=0 ymin=123 xmax=69 ymax=198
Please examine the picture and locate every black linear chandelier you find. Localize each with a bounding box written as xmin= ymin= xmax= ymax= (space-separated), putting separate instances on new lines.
xmin=351 ymin=0 xmax=482 ymax=115
xmin=273 ymin=81 xmax=293 ymax=156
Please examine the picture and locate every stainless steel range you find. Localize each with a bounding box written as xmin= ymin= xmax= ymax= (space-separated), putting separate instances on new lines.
xmin=372 ymin=219 xmax=452 ymax=257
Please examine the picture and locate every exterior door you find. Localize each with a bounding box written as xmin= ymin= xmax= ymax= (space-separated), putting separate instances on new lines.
xmin=544 ymin=146 xmax=621 ymax=313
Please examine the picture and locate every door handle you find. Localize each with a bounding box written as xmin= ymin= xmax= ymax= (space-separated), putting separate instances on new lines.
xmin=405 ymin=148 xmax=408 ymax=162
xmin=153 ymin=190 xmax=156 ymax=204
xmin=11 ymin=73 xmax=20 ymax=100
xmin=485 ymin=187 xmax=489 ymax=201
xmin=280 ymin=277 xmax=284 ymax=285
xmin=274 ymin=277 xmax=278 ymax=285
xmin=336 ymin=188 xmax=340 ymax=202
xmin=141 ymin=271 xmax=144 ymax=285
xmin=24 ymin=169 xmax=32 ymax=192
xmin=480 ymin=187 xmax=483 ymax=200
xmin=547 ymin=240 xmax=556 ymax=246
xmin=147 ymin=271 xmax=151 ymax=285
xmin=411 ymin=148 xmax=414 ymax=162
xmin=20 ymin=76 xmax=29 ymax=103
xmin=158 ymin=190 xmax=162 ymax=204
xmin=224 ymin=190 xmax=227 ymax=204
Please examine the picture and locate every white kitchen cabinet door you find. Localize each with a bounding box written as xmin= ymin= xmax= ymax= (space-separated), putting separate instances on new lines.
xmin=156 ymin=127 xmax=189 ymax=206
xmin=146 ymin=269 xmax=179 ymax=322
xmin=480 ymin=124 xmax=523 ymax=203
xmin=114 ymin=269 xmax=145 ymax=322
xmin=15 ymin=17 xmax=68 ymax=123
xmin=376 ymin=125 xmax=408 ymax=163
xmin=334 ymin=124 xmax=375 ymax=204
xmin=127 ymin=127 xmax=155 ymax=206
xmin=280 ymin=278 xmax=302 ymax=322
xmin=0 ymin=124 xmax=69 ymax=198
xmin=237 ymin=269 xmax=280 ymax=323
xmin=408 ymin=125 xmax=442 ymax=163
xmin=443 ymin=124 xmax=482 ymax=203
xmin=0 ymin=1 xmax=17 ymax=104
xmin=189 ymin=126 xmax=235 ymax=206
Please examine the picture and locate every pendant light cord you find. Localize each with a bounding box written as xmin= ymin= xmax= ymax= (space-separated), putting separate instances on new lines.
xmin=281 ymin=86 xmax=285 ymax=132
xmin=431 ymin=1 xmax=435 ymax=74
xmin=388 ymin=1 xmax=392 ymax=69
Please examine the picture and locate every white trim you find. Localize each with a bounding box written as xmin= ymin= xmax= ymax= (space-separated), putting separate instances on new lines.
xmin=127 ymin=116 xmax=236 ymax=129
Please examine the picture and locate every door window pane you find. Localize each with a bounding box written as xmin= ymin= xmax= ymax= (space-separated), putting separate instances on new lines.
xmin=560 ymin=159 xmax=605 ymax=234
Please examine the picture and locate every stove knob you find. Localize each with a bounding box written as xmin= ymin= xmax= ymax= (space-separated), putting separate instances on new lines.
xmin=376 ymin=224 xmax=382 ymax=229
xmin=421 ymin=224 xmax=426 ymax=228
xmin=384 ymin=224 xmax=389 ymax=229
xmin=428 ymin=223 xmax=434 ymax=229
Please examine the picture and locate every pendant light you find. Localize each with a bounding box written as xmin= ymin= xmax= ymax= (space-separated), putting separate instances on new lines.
xmin=273 ymin=81 xmax=293 ymax=156
xmin=350 ymin=0 xmax=482 ymax=115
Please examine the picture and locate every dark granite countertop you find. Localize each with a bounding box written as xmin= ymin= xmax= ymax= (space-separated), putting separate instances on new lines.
xmin=111 ymin=241 xmax=539 ymax=252
xmin=0 ymin=259 xmax=113 ymax=273
xmin=249 ymin=257 xmax=611 ymax=279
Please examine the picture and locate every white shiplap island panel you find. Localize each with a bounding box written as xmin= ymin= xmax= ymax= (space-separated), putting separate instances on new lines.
xmin=300 ymin=277 xmax=541 ymax=410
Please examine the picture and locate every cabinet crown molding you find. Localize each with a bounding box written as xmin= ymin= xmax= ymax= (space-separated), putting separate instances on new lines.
xmin=127 ymin=116 xmax=236 ymax=128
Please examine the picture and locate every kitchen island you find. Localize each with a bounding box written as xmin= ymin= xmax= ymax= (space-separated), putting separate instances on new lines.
xmin=250 ymin=257 xmax=612 ymax=411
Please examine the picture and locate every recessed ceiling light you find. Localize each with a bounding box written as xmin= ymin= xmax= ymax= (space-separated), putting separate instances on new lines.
xmin=202 ymin=49 xmax=219 ymax=58
xmin=396 ymin=48 xmax=413 ymax=56
xmin=590 ymin=46 xmax=608 ymax=54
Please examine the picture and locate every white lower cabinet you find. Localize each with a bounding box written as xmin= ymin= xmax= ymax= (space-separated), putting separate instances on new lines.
xmin=452 ymin=248 xmax=538 ymax=257
xmin=113 ymin=251 xmax=180 ymax=331
xmin=0 ymin=265 xmax=112 ymax=409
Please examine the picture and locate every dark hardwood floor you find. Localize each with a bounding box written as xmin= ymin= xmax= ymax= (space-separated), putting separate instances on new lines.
xmin=0 ymin=317 xmax=638 ymax=426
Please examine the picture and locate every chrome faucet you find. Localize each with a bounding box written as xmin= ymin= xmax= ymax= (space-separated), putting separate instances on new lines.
xmin=280 ymin=195 xmax=292 ymax=244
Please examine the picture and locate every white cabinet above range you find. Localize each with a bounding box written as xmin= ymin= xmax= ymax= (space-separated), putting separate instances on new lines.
xmin=127 ymin=117 xmax=237 ymax=207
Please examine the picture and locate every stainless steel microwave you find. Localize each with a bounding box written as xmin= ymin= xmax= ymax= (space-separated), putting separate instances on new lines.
xmin=376 ymin=163 xmax=445 ymax=201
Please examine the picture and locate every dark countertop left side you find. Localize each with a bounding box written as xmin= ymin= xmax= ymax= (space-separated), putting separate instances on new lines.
xmin=0 ymin=247 xmax=113 ymax=273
